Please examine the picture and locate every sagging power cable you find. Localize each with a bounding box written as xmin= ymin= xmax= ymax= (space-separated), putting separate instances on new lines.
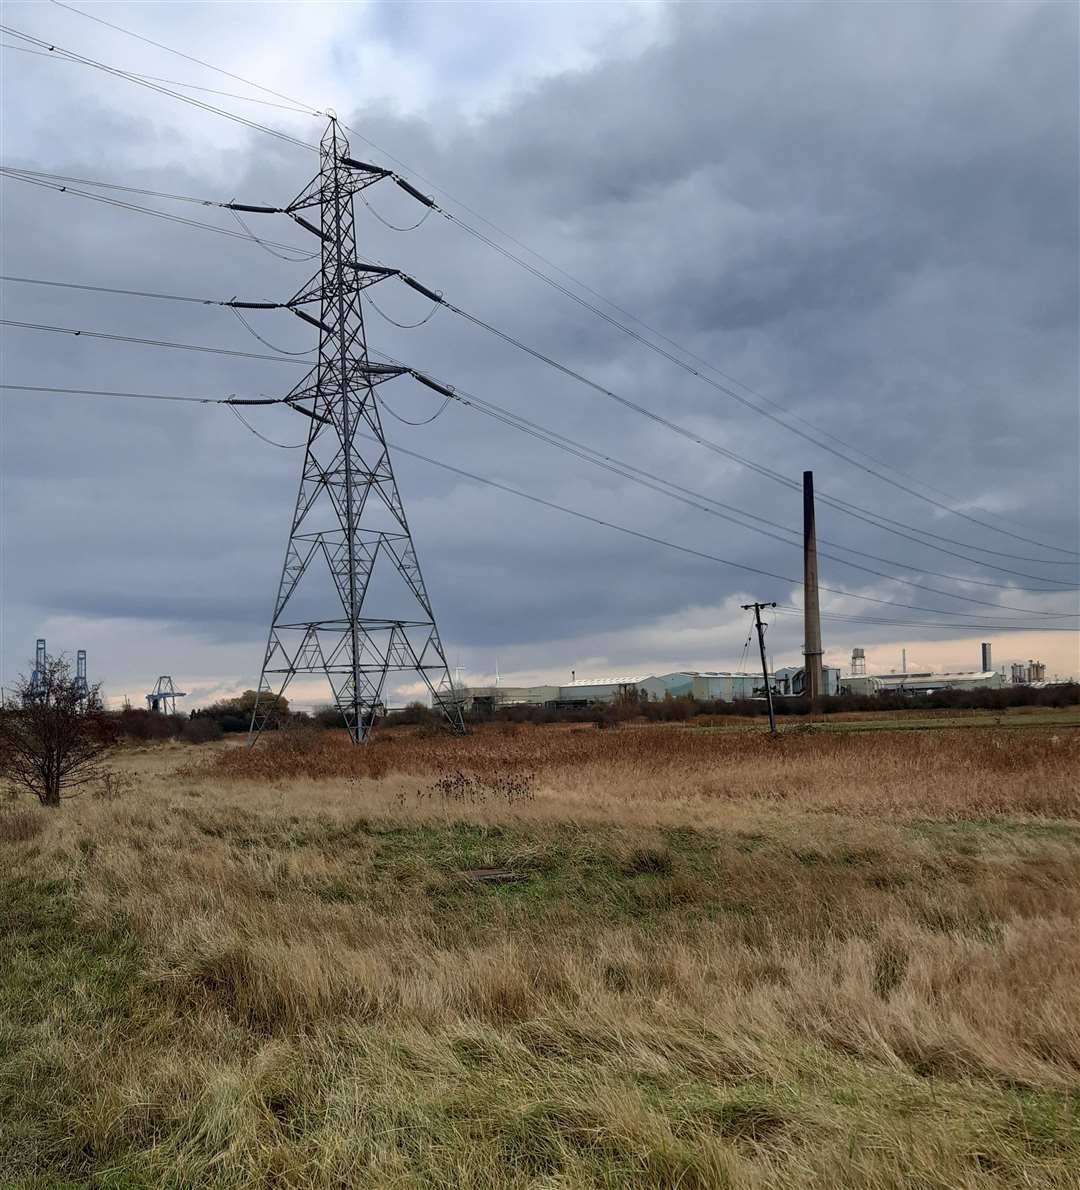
xmin=353 ymin=429 xmax=1078 ymax=626
xmin=0 ymin=168 xmax=311 ymax=257
xmin=3 ymin=373 xmax=1073 ymax=623
xmin=0 ymin=23 xmax=317 ymax=150
xmin=2 ymin=308 xmax=1073 ymax=595
xmin=402 ymin=279 xmax=1079 ymax=569
xmin=31 ymin=2 xmax=1074 ymax=556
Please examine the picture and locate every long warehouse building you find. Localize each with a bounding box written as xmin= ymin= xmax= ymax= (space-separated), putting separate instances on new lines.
xmin=461 ymin=667 xmax=841 ymax=711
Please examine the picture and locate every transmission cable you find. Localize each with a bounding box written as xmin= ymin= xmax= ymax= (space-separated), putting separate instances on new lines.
xmin=3 ymin=371 xmax=1073 ymax=623
xmin=358 ymin=430 xmax=1078 ymax=625
xmin=229 ymin=305 xmax=315 ymax=356
xmin=429 ymin=381 xmax=1076 ymax=600
xmin=363 ymin=289 xmax=440 ymax=330
xmin=0 ymin=165 xmax=239 ymax=206
xmin=0 ymin=273 xmax=229 ymax=305
xmin=0 ymin=382 xmax=286 ymax=406
xmin=0 ymin=317 xmax=309 ymax=366
xmin=768 ymin=607 xmax=1073 ymax=633
xmin=2 ymin=306 xmax=1071 ymax=594
xmin=228 ymin=402 xmax=305 ymax=447
xmin=429 ymin=290 xmax=1076 ymax=568
xmin=383 ymin=375 xmax=1077 ymax=614
xmin=376 ymin=391 xmax=454 ymax=426
xmin=3 ymin=40 xmax=317 ymax=114
xmin=49 ymin=0 xmax=321 ymax=113
xmin=229 ymin=207 xmax=318 ymax=262
xmin=359 ymin=189 xmax=433 ymax=232
xmin=32 ymin=2 xmax=1072 ymax=552
xmin=0 ymin=169 xmax=312 ymax=257
xmin=13 ymin=151 xmax=1069 ymax=566
xmin=737 ymin=631 xmax=752 ymax=675
xmin=0 ymin=24 xmax=316 ymax=151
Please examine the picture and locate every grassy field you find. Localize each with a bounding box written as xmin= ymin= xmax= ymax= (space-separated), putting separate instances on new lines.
xmin=2 ymin=722 xmax=1079 ymax=1188
xmin=691 ymin=708 xmax=1080 ymax=735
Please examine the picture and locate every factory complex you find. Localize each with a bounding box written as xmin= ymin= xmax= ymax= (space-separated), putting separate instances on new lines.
xmin=459 ymin=644 xmax=1050 ymax=711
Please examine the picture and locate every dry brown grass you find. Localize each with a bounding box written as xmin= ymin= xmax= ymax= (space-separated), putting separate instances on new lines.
xmin=193 ymin=720 xmax=1080 ymax=819
xmin=2 ymin=723 xmax=1079 ymax=1188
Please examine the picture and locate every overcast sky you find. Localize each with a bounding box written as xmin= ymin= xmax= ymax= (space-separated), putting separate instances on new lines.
xmin=1 ymin=0 xmax=1077 ymax=709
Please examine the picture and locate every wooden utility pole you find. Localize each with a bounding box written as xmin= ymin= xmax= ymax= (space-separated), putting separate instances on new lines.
xmin=803 ymin=470 xmax=824 ymax=709
xmin=742 ymin=601 xmax=778 ymax=735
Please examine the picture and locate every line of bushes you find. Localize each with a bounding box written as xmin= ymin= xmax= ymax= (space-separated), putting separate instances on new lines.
xmin=451 ymin=682 xmax=1080 ymax=728
xmin=109 ymin=681 xmax=1078 ymax=743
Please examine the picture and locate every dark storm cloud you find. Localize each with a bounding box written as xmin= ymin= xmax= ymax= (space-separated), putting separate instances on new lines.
xmin=1 ymin=0 xmax=1077 ymax=696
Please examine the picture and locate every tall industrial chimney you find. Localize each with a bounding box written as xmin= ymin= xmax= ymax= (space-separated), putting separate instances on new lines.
xmin=803 ymin=471 xmax=824 ymax=704
xmin=981 ymin=642 xmax=992 ymax=673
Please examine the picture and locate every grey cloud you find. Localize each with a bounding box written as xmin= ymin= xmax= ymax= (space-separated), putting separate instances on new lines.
xmin=2 ymin=0 xmax=1077 ymax=701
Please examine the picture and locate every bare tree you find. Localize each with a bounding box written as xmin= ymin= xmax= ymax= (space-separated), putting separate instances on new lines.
xmin=0 ymin=654 xmax=116 ymax=807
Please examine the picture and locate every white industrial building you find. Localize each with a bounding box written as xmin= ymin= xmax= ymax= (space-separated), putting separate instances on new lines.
xmin=838 ymin=644 xmax=1010 ymax=696
xmin=460 ymin=641 xmax=1044 ymax=712
xmin=460 ymin=668 xmax=831 ymax=710
xmin=868 ymin=670 xmax=1003 ymax=695
xmin=839 ymin=670 xmax=1002 ymax=696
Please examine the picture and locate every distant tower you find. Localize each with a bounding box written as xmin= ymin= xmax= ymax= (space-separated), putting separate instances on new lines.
xmin=30 ymin=638 xmax=46 ymax=693
xmin=1029 ymin=659 xmax=1046 ymax=682
xmin=1011 ymin=663 xmax=1028 ymax=685
xmin=802 ymin=471 xmax=824 ymax=704
xmin=74 ymin=650 xmax=89 ymax=698
xmin=146 ymin=676 xmax=186 ymax=715
xmin=851 ymin=647 xmax=866 ymax=676
xmin=901 ymin=648 xmax=908 ymax=674
xmin=981 ymin=643 xmax=992 ymax=673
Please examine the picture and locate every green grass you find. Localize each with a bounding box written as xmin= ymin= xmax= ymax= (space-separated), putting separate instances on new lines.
xmin=0 ymin=878 xmax=144 ymax=1186
xmin=3 ymin=811 xmax=1080 ymax=1187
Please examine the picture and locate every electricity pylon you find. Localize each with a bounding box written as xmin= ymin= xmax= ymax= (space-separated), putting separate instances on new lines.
xmin=249 ymin=118 xmax=464 ymax=744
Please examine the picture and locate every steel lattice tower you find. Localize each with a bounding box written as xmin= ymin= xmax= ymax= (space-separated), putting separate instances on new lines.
xmin=249 ymin=119 xmax=464 ymax=744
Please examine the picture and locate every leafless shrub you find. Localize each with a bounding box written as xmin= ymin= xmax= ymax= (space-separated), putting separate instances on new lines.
xmin=0 ymin=653 xmax=117 ymax=807
xmin=93 ymin=770 xmax=137 ymax=802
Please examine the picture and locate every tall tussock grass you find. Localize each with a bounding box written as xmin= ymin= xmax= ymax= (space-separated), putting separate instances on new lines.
xmin=195 ymin=721 xmax=1080 ymax=818
xmin=3 ymin=723 xmax=1079 ymax=1187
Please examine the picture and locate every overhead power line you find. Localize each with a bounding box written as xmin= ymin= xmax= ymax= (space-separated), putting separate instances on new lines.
xmin=0 ymin=24 xmax=316 ymax=151
xmin=424 ymin=286 xmax=1078 ymax=569
xmin=5 ymin=372 xmax=1075 ymax=624
xmin=362 ymin=431 xmax=1078 ymax=625
xmin=0 ymin=273 xmax=225 ymax=304
xmin=0 ymin=169 xmax=315 ymax=258
xmin=405 ymin=382 xmax=1077 ymax=600
xmin=405 ymin=258 xmax=1075 ymax=557
xmin=3 ymin=305 xmax=1074 ymax=597
xmin=0 ymin=382 xmax=284 ymax=405
xmin=0 ymin=165 xmax=239 ymax=205
xmin=48 ymin=0 xmax=320 ymax=111
xmin=28 ymin=2 xmax=1076 ymax=556
xmin=0 ymin=317 xmax=309 ymax=365
xmin=4 ymin=262 xmax=1070 ymax=576
xmin=769 ymin=607 xmax=1075 ymax=634
xmin=2 ymin=40 xmax=317 ymax=114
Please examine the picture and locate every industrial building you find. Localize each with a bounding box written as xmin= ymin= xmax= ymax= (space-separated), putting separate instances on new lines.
xmin=773 ymin=665 xmax=841 ymax=697
xmin=458 ymin=644 xmax=1053 ymax=713
xmin=867 ymin=670 xmax=1003 ymax=695
xmin=460 ymin=668 xmax=829 ymax=711
xmin=838 ymin=644 xmax=1020 ymax=696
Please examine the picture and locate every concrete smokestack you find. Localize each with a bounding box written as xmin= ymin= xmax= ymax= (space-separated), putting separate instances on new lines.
xmin=803 ymin=471 xmax=824 ymax=704
xmin=981 ymin=642 xmax=992 ymax=673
